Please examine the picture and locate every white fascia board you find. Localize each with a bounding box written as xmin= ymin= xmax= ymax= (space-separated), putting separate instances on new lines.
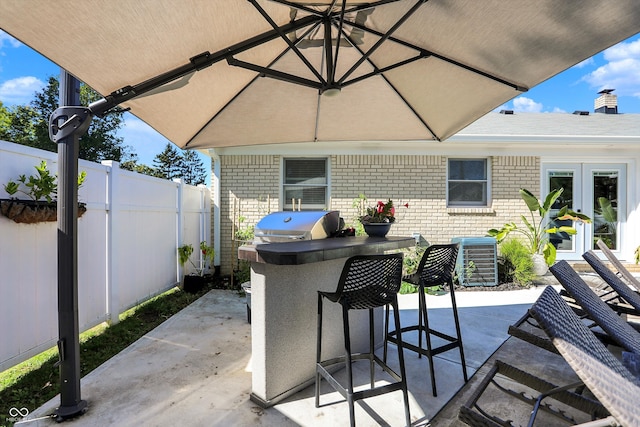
xmin=205 ymin=134 xmax=640 ymax=157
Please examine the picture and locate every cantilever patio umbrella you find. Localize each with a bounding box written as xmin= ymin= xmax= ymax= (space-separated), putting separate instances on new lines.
xmin=2 ymin=1 xmax=640 ymax=150
xmin=1 ymin=0 xmax=639 ymax=421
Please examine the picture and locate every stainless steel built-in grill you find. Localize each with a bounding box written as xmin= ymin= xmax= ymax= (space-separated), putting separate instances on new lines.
xmin=254 ymin=211 xmax=341 ymax=243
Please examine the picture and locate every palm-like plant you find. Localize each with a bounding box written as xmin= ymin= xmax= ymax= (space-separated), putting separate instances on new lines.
xmin=488 ymin=188 xmax=591 ymax=266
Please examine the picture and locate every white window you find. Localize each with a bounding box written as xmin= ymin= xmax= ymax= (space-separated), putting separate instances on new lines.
xmin=283 ymin=158 xmax=328 ymax=210
xmin=447 ymin=158 xmax=490 ymax=207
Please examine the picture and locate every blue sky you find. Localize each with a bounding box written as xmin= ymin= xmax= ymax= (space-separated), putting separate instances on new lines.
xmin=1 ymin=30 xmax=640 ymax=166
xmin=0 ymin=30 xmax=210 ymax=174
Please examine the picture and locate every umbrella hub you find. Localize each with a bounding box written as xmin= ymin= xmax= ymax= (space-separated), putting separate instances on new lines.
xmin=227 ymin=0 xmax=429 ymax=95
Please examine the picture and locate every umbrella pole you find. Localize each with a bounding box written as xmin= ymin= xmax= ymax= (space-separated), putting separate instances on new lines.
xmin=52 ymin=70 xmax=89 ymax=421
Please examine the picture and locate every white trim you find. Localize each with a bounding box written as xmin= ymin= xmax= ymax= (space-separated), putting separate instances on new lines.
xmin=281 ymin=156 xmax=329 ymax=211
xmin=446 ymin=157 xmax=491 ymax=208
xmin=209 ymin=137 xmax=640 ymax=157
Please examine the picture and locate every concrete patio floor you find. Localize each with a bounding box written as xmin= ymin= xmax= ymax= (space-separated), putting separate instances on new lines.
xmin=16 ymin=281 xmax=584 ymax=427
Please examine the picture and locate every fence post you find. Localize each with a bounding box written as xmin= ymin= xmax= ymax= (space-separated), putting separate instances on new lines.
xmin=175 ymin=179 xmax=184 ymax=283
xmin=197 ymin=184 xmax=209 ymax=245
xmin=212 ymin=154 xmax=221 ymax=270
xmin=102 ymin=160 xmax=120 ymax=325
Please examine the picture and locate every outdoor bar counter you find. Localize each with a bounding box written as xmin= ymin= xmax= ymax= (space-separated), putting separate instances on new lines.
xmin=238 ymin=235 xmax=414 ymax=407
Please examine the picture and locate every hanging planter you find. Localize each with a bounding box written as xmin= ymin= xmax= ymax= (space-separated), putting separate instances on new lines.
xmin=0 ymin=199 xmax=87 ymax=224
xmin=1 ymin=160 xmax=87 ymax=224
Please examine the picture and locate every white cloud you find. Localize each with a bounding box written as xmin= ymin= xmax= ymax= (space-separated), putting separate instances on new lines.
xmin=0 ymin=31 xmax=21 ymax=73
xmin=582 ymin=39 xmax=640 ymax=97
xmin=573 ymin=57 xmax=595 ymax=68
xmin=0 ymin=30 xmax=21 ymax=49
xmin=603 ymin=39 xmax=640 ymax=62
xmin=0 ymin=76 xmax=45 ymax=105
xmin=513 ymin=96 xmax=543 ymax=113
xmin=551 ymin=107 xmax=567 ymax=113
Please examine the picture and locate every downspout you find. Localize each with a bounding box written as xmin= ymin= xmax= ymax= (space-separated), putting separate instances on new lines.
xmin=209 ymin=149 xmax=222 ymax=273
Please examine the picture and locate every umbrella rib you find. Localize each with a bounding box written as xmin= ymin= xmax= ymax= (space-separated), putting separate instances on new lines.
xmin=227 ymin=57 xmax=322 ymax=90
xmin=338 ymin=0 xmax=427 ymax=85
xmin=339 ymin=30 xmax=439 ymax=140
xmin=329 ymin=1 xmax=348 ymax=84
xmin=187 ymin=25 xmax=326 ymax=147
xmin=249 ymin=0 xmax=326 ymax=85
xmin=89 ymin=14 xmax=319 ymax=115
xmin=345 ymin=18 xmax=528 ymax=92
xmin=341 ymin=54 xmax=425 ymax=87
xmin=267 ymin=0 xmax=325 ymax=17
xmin=268 ymin=0 xmax=400 ymax=16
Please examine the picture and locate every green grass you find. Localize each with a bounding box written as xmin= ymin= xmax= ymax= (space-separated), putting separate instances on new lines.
xmin=0 ymin=282 xmax=225 ymax=424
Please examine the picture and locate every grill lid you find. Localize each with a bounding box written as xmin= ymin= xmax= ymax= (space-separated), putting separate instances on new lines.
xmin=254 ymin=211 xmax=340 ymax=243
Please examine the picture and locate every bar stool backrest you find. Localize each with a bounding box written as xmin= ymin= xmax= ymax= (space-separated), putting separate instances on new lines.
xmin=336 ymin=253 xmax=403 ymax=310
xmin=417 ymin=243 xmax=459 ymax=287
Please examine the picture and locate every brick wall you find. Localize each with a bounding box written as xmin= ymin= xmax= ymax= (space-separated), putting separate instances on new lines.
xmin=213 ymin=154 xmax=540 ymax=274
xmin=218 ymin=155 xmax=280 ymax=272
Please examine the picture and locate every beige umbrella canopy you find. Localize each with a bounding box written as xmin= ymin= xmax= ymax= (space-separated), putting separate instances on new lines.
xmin=1 ymin=0 xmax=640 ymax=149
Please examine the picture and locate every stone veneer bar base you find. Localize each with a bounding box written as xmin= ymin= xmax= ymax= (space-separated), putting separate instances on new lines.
xmin=238 ymin=236 xmax=414 ymax=407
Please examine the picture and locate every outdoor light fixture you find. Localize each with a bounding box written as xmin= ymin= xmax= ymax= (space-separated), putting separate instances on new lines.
xmin=322 ymin=87 xmax=341 ymax=97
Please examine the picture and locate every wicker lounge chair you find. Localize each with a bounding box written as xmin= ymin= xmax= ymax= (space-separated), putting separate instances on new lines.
xmin=583 ymin=249 xmax=640 ymax=314
xmin=549 ymin=260 xmax=640 ymax=355
xmin=507 ymin=311 xmax=559 ymax=355
xmin=596 ymin=239 xmax=640 ymax=293
xmin=529 ymin=286 xmax=640 ymax=426
xmin=458 ymin=286 xmax=614 ymax=427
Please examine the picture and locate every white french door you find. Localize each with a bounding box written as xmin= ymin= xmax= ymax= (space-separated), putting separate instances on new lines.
xmin=542 ymin=163 xmax=626 ymax=260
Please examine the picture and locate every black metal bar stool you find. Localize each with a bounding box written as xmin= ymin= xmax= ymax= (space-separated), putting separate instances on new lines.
xmin=315 ymin=253 xmax=411 ymax=427
xmin=384 ymin=243 xmax=468 ymax=396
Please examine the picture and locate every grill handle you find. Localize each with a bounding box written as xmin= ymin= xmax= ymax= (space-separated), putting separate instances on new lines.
xmin=254 ymin=232 xmax=307 ymax=240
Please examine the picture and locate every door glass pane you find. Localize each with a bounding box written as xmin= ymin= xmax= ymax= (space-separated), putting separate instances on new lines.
xmin=593 ymin=171 xmax=618 ymax=250
xmin=548 ymin=172 xmax=574 ymax=251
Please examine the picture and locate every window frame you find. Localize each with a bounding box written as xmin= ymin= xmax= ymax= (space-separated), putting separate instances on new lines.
xmin=446 ymin=158 xmax=491 ymax=207
xmin=281 ymin=157 xmax=330 ymax=211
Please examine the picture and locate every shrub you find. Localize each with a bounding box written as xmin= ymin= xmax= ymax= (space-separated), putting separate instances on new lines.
xmin=497 ymin=238 xmax=535 ymax=286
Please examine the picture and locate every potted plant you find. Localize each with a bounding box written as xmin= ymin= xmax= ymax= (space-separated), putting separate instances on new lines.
xmin=487 ymin=188 xmax=591 ymax=274
xmin=1 ymin=160 xmax=87 ymax=223
xmin=178 ymin=241 xmax=214 ymax=293
xmin=355 ymin=194 xmax=408 ymax=237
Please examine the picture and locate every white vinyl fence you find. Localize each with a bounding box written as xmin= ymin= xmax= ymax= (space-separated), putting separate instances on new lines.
xmin=0 ymin=141 xmax=211 ymax=372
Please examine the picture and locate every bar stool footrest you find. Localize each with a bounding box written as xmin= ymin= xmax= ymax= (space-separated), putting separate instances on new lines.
xmin=317 ymin=354 xmax=405 ymax=402
xmin=387 ymin=326 xmax=462 ymax=357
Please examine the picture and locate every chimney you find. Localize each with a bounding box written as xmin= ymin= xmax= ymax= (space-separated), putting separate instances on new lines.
xmin=594 ymin=89 xmax=617 ymax=114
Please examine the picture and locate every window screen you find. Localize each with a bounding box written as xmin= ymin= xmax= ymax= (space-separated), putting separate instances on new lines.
xmin=447 ymin=159 xmax=489 ymax=206
xmin=283 ymin=158 xmax=328 ymax=210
